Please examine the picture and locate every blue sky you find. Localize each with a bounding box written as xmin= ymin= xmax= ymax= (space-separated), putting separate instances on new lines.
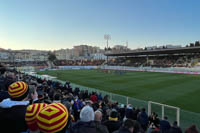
xmin=0 ymin=0 xmax=200 ymax=50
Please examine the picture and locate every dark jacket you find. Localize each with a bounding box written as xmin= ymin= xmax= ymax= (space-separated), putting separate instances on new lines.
xmin=0 ymin=99 xmax=28 ymax=133
xmin=137 ymin=111 xmax=148 ymax=130
xmin=169 ymin=126 xmax=182 ymax=133
xmin=0 ymin=75 xmax=6 ymax=91
xmin=160 ymin=120 xmax=171 ymax=132
xmin=103 ymin=120 xmax=122 ymax=133
xmin=125 ymin=108 xmax=134 ymax=119
xmin=113 ymin=128 xmax=131 ymax=133
xmin=94 ymin=121 xmax=109 ymax=133
xmin=71 ymin=121 xmax=106 ymax=133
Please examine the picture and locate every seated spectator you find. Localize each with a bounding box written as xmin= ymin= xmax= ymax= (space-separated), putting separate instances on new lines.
xmin=160 ymin=116 xmax=171 ymax=133
xmin=0 ymin=81 xmax=37 ymax=133
xmin=103 ymin=109 xmax=122 ymax=133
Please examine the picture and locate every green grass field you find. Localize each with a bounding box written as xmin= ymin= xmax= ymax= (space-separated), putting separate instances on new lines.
xmin=38 ymin=69 xmax=200 ymax=113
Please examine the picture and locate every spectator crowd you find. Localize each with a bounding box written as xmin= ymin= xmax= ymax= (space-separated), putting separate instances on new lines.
xmin=0 ymin=64 xmax=199 ymax=133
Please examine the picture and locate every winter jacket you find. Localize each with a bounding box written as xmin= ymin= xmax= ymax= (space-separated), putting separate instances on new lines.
xmin=169 ymin=126 xmax=182 ymax=133
xmin=94 ymin=121 xmax=109 ymax=133
xmin=0 ymin=98 xmax=29 ymax=133
xmin=103 ymin=120 xmax=122 ymax=133
xmin=160 ymin=120 xmax=171 ymax=132
xmin=70 ymin=121 xmax=106 ymax=133
xmin=113 ymin=127 xmax=131 ymax=133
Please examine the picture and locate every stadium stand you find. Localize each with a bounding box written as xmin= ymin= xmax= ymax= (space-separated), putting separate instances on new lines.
xmin=0 ymin=64 xmax=198 ymax=133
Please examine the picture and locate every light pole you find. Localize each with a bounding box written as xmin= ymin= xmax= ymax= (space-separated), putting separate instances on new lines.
xmin=104 ymin=34 xmax=111 ymax=64
xmin=104 ymin=34 xmax=111 ymax=49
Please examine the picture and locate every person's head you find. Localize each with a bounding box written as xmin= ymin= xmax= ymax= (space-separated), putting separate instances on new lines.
xmin=36 ymin=103 xmax=69 ymax=133
xmin=80 ymin=105 xmax=94 ymax=122
xmin=123 ymin=119 xmax=135 ymax=133
xmin=164 ymin=116 xmax=168 ymax=120
xmin=109 ymin=109 xmax=118 ymax=121
xmin=185 ymin=125 xmax=199 ymax=133
xmin=8 ymin=81 xmax=29 ymax=101
xmin=54 ymin=93 xmax=62 ymax=101
xmin=173 ymin=121 xmax=178 ymax=127
xmin=25 ymin=103 xmax=48 ymax=132
xmin=94 ymin=110 xmax=102 ymax=122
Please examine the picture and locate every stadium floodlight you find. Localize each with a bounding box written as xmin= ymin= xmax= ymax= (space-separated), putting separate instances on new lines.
xmin=104 ymin=34 xmax=111 ymax=49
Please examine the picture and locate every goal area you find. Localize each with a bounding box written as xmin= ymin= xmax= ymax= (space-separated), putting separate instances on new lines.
xmin=148 ymin=101 xmax=180 ymax=126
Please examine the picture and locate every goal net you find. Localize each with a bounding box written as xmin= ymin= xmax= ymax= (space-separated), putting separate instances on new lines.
xmin=148 ymin=101 xmax=180 ymax=126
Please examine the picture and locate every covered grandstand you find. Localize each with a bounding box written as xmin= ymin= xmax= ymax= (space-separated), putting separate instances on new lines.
xmin=105 ymin=46 xmax=200 ymax=68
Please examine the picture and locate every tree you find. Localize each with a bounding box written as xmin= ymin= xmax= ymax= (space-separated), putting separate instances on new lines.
xmin=48 ymin=53 xmax=57 ymax=62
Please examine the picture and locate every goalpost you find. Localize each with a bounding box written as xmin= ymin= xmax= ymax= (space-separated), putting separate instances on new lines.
xmin=148 ymin=101 xmax=180 ymax=126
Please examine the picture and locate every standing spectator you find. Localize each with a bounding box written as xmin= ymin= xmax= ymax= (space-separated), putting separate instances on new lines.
xmin=97 ymin=93 xmax=103 ymax=101
xmin=94 ymin=110 xmax=109 ymax=133
xmin=185 ymin=125 xmax=199 ymax=133
xmin=0 ymin=81 xmax=37 ymax=133
xmin=119 ymin=104 xmax=126 ymax=121
xmin=169 ymin=121 xmax=182 ymax=133
xmin=71 ymin=105 xmax=98 ymax=133
xmin=0 ymin=64 xmax=6 ymax=91
xmin=149 ymin=112 xmax=160 ymax=129
xmin=125 ymin=104 xmax=134 ymax=120
xmin=90 ymin=92 xmax=98 ymax=103
xmin=53 ymin=93 xmax=62 ymax=103
xmin=113 ymin=119 xmax=135 ymax=133
xmin=36 ymin=103 xmax=70 ymax=133
xmin=160 ymin=116 xmax=171 ymax=133
xmin=103 ymin=109 xmax=122 ymax=133
xmin=137 ymin=108 xmax=148 ymax=131
xmin=25 ymin=103 xmax=48 ymax=133
xmin=0 ymin=65 xmax=10 ymax=101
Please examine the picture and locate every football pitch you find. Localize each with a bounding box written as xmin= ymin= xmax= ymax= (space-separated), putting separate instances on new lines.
xmin=38 ymin=69 xmax=200 ymax=113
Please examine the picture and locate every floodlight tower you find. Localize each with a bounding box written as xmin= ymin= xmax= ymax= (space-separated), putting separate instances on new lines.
xmin=104 ymin=34 xmax=111 ymax=64
xmin=126 ymin=41 xmax=128 ymax=51
xmin=104 ymin=34 xmax=111 ymax=49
